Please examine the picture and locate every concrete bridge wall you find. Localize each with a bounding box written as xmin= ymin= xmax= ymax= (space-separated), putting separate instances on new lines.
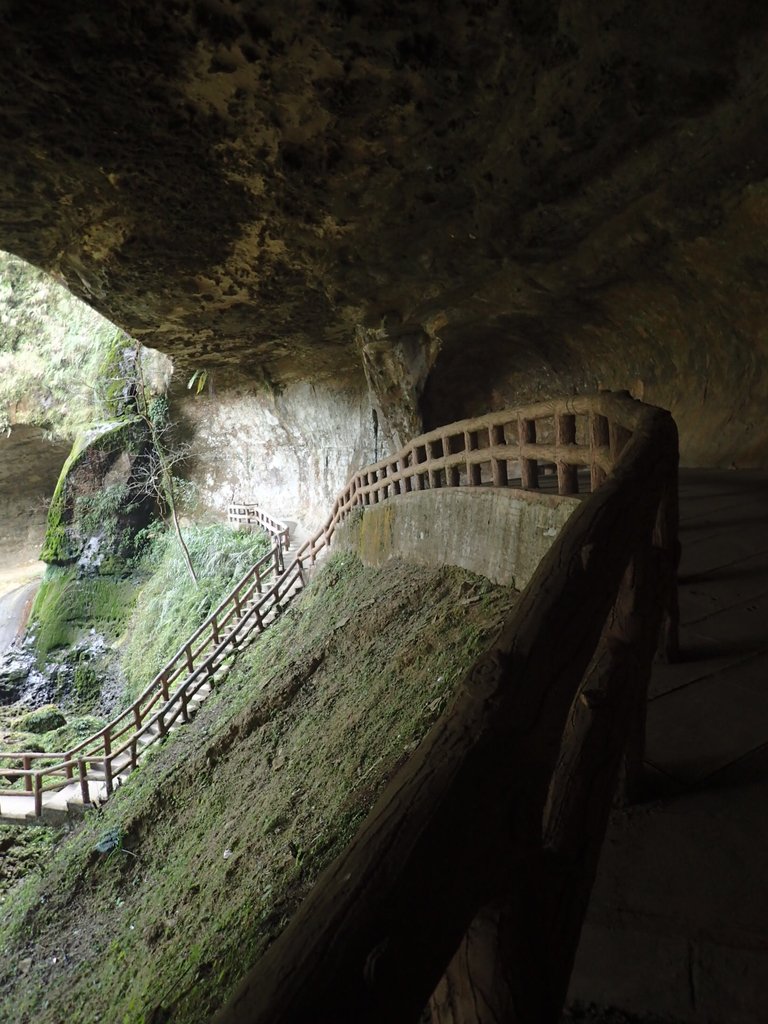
xmin=333 ymin=488 xmax=580 ymax=590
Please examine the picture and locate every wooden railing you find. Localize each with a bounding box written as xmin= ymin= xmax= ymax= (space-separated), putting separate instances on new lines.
xmin=228 ymin=503 xmax=290 ymax=554
xmin=291 ymin=391 xmax=669 ymax=570
xmin=0 ymin=392 xmax=677 ymax=833
xmin=0 ymin=517 xmax=299 ymax=819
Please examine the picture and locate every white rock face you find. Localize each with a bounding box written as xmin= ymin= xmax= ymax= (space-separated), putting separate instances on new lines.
xmin=177 ymin=380 xmax=379 ymax=531
xmin=0 ymin=425 xmax=70 ymax=565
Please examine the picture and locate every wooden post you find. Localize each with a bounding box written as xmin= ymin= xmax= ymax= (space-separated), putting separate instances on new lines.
xmin=489 ymin=425 xmax=508 ymax=487
xmin=555 ymin=413 xmax=578 ymax=495
xmin=34 ymin=773 xmax=42 ymax=817
xmin=589 ymin=412 xmax=610 ymax=490
xmin=104 ymin=732 xmax=113 ymax=796
xmin=519 ymin=417 xmax=539 ymax=489
xmin=78 ymin=759 xmax=90 ymax=806
xmin=211 ymin=615 xmax=220 ymax=644
xmin=402 ymin=454 xmax=412 ymax=493
xmin=160 ymin=671 xmax=170 ymax=702
xmin=185 ymin=643 xmax=194 ymax=673
xmin=428 ymin=440 xmax=443 ymax=489
xmin=465 ymin=431 xmax=481 ymax=486
xmin=445 ymin=436 xmax=460 ymax=487
xmin=429 ymin=541 xmax=665 ymax=1024
xmin=23 ymin=755 xmax=32 ymax=792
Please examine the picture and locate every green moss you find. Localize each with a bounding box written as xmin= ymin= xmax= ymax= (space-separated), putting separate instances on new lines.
xmin=0 ymin=554 xmax=517 ymax=1024
xmin=0 ymin=826 xmax=60 ymax=903
xmin=95 ymin=335 xmax=140 ymax=419
xmin=17 ymin=706 xmax=66 ymax=735
xmin=39 ymin=419 xmax=151 ymax=567
xmin=30 ymin=566 xmax=137 ymax=661
xmin=120 ymin=524 xmax=272 ymax=699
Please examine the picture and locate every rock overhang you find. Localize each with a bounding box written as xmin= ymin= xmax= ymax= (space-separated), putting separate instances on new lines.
xmin=0 ymin=0 xmax=767 ymax=460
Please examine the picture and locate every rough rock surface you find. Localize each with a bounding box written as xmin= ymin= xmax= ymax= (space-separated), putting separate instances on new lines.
xmin=0 ymin=2 xmax=767 ymax=463
xmin=176 ymin=379 xmax=376 ymax=526
xmin=0 ymin=426 xmax=70 ymax=563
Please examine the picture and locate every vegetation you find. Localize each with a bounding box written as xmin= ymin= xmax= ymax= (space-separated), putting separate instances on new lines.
xmin=30 ymin=567 xmax=136 ymax=660
xmin=120 ymin=523 xmax=272 ymax=698
xmin=0 ymin=554 xmax=517 ymax=1024
xmin=38 ymin=418 xmax=152 ymax=566
xmin=0 ymin=249 xmax=170 ymax=439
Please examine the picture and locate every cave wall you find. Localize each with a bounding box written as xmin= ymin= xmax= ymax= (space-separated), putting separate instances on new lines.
xmin=0 ymin=1 xmax=767 ymax=467
xmin=175 ymin=379 xmax=376 ymax=528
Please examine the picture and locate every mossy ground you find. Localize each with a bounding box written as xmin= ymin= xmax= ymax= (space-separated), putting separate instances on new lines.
xmin=0 ymin=525 xmax=272 ymax=893
xmin=31 ymin=567 xmax=136 ymax=660
xmin=0 ymin=553 xmax=517 ymax=1024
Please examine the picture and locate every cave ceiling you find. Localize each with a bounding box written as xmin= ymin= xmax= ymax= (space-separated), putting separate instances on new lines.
xmin=1 ymin=0 xmax=767 ymax=440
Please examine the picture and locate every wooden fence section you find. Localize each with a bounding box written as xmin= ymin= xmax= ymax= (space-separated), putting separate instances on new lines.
xmin=0 ymin=391 xmax=677 ymax=828
xmin=216 ymin=391 xmax=680 ymax=1024
xmin=228 ymin=504 xmax=290 ymax=554
xmin=0 ymin=520 xmax=299 ymax=821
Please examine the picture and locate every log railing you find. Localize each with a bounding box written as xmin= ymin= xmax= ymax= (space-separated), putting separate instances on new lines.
xmin=215 ymin=391 xmax=680 ymax=1024
xmin=0 ymin=517 xmax=298 ymax=819
xmin=228 ymin=503 xmax=290 ymax=556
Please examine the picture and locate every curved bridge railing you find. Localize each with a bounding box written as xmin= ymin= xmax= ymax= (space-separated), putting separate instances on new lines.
xmin=0 ymin=391 xmax=678 ymax=828
xmin=217 ymin=389 xmax=681 ymax=1024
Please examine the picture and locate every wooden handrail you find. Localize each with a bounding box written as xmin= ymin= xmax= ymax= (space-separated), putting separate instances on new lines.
xmin=0 ymin=392 xmax=678 ymax=822
xmin=227 ymin=504 xmax=290 ymax=550
xmin=215 ymin=392 xmax=680 ymax=1024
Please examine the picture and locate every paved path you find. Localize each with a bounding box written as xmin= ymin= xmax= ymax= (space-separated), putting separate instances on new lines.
xmin=0 ymin=571 xmax=43 ymax=652
xmin=571 ymin=468 xmax=768 ymax=1021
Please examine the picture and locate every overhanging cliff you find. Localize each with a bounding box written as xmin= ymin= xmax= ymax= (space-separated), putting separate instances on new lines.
xmin=0 ymin=1 xmax=767 ymax=464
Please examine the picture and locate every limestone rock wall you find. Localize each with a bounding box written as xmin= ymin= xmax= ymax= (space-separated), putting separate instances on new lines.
xmin=0 ymin=426 xmax=70 ymax=565
xmin=176 ymin=380 xmax=377 ymax=529
xmin=1 ymin=2 xmax=767 ymax=467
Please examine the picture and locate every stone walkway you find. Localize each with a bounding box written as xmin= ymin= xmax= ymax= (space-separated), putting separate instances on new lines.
xmin=570 ymin=469 xmax=768 ymax=1022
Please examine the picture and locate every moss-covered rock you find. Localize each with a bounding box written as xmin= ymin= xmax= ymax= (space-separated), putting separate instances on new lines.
xmin=39 ymin=418 xmax=155 ymax=567
xmin=17 ymin=705 xmax=66 ymax=735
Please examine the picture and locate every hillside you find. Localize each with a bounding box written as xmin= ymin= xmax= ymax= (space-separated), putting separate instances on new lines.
xmin=0 ymin=553 xmax=516 ymax=1024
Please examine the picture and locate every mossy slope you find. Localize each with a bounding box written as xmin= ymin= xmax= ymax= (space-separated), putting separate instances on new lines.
xmin=39 ymin=418 xmax=152 ymax=566
xmin=0 ymin=554 xmax=517 ymax=1024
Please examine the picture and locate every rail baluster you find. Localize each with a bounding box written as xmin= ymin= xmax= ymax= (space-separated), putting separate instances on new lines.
xmin=78 ymin=759 xmax=90 ymax=806
xmin=490 ymin=424 xmax=508 ymax=487
xmin=555 ymin=413 xmax=578 ymax=495
xmin=590 ymin=413 xmax=610 ymax=490
xmin=519 ymin=416 xmax=539 ymax=489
